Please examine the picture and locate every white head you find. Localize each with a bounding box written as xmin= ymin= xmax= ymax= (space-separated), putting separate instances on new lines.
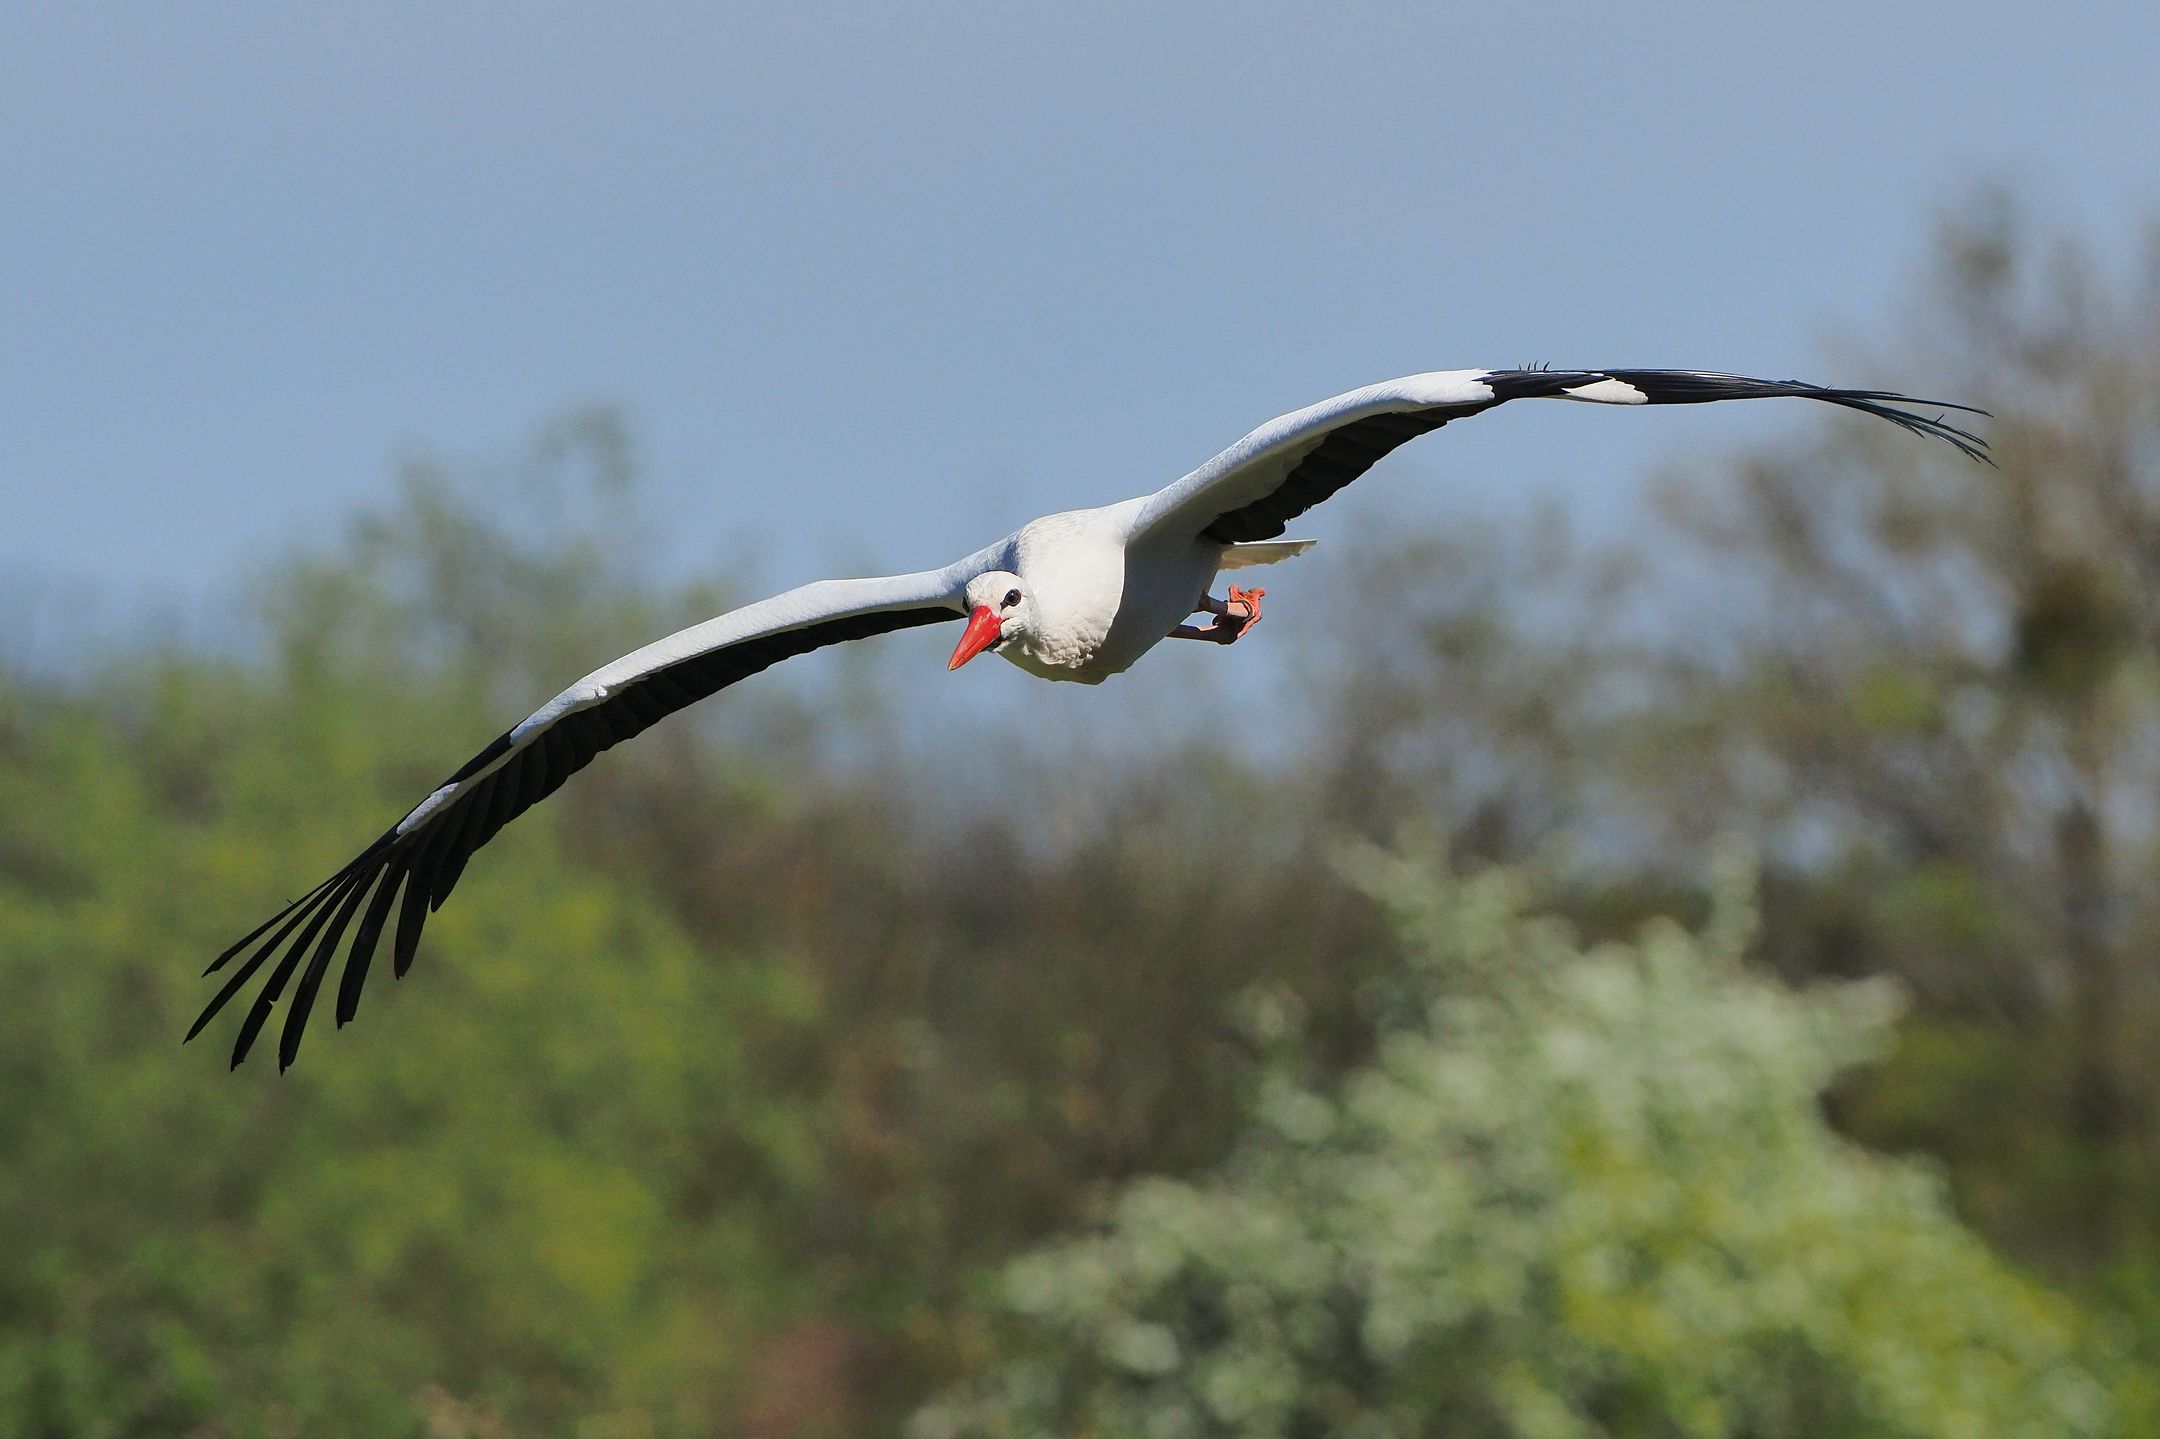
xmin=948 ymin=571 xmax=1035 ymax=670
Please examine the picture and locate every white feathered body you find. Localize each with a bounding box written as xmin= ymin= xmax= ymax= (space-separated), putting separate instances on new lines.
xmin=995 ymin=501 xmax=1291 ymax=683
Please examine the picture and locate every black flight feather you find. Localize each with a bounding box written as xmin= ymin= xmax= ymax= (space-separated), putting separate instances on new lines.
xmin=336 ymin=857 xmax=409 ymax=1027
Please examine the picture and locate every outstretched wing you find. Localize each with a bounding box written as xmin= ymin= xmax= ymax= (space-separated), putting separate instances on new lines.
xmin=1129 ymin=367 xmax=1990 ymax=547
xmin=190 ymin=553 xmax=1002 ymax=1071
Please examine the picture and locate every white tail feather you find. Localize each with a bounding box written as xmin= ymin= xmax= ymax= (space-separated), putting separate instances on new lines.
xmin=1217 ymin=538 xmax=1317 ymax=570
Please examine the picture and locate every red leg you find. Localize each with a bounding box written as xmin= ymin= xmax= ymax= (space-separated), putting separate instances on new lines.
xmin=1171 ymin=587 xmax=1265 ymax=644
xmin=1223 ymin=586 xmax=1264 ymax=637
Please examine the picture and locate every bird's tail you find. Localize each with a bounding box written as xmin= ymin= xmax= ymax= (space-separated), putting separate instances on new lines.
xmin=1217 ymin=538 xmax=1317 ymax=570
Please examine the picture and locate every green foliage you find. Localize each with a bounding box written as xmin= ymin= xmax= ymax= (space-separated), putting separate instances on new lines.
xmin=0 ymin=653 xmax=842 ymax=1434
xmin=920 ymin=852 xmax=2136 ymax=1438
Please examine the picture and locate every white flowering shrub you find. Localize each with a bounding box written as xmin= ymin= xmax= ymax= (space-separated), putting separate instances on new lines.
xmin=917 ymin=850 xmax=2132 ymax=1439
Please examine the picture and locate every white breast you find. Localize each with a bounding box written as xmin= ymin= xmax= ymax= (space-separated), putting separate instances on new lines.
xmin=1001 ymin=509 xmax=1126 ymax=677
xmin=1000 ymin=501 xmax=1218 ymax=683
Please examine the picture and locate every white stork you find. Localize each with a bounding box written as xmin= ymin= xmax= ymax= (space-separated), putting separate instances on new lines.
xmin=191 ymin=367 xmax=1987 ymax=1069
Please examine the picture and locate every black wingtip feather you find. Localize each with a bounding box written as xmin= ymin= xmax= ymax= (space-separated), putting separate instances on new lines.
xmin=201 ymin=869 xmax=344 ymax=976
xmin=423 ymin=793 xmax=481 ymax=916
xmin=1600 ymin=370 xmax=1996 ymax=466
xmin=394 ymin=815 xmax=458 ymax=977
xmin=1479 ymin=369 xmax=1995 ymax=466
xmin=228 ymin=868 xmax=365 ymax=1069
xmin=187 ymin=882 xmax=342 ymax=1043
xmin=336 ymin=859 xmax=409 ymax=1028
xmin=432 ymin=772 xmax=516 ymax=913
xmin=277 ymin=870 xmax=378 ymax=1070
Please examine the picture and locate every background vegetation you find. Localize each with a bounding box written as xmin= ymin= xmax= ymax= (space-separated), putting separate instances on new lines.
xmin=6 ymin=197 xmax=2160 ymax=1435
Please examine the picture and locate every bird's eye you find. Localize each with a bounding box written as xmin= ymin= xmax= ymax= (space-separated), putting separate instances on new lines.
xmin=1002 ymin=588 xmax=1021 ymax=609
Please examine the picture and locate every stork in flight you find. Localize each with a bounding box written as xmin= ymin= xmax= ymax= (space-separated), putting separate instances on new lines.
xmin=190 ymin=367 xmax=1988 ymax=1070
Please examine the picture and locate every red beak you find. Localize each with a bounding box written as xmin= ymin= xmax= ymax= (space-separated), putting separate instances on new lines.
xmin=947 ymin=606 xmax=1003 ymax=670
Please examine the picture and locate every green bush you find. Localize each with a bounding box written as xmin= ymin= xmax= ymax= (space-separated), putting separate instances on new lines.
xmin=0 ymin=664 xmax=836 ymax=1435
xmin=918 ymin=849 xmax=2138 ymax=1439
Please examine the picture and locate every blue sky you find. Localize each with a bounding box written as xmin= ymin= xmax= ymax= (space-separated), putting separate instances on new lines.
xmin=6 ymin=3 xmax=2158 ymax=645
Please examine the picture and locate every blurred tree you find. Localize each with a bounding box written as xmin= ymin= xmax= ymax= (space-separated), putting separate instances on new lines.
xmin=1631 ymin=192 xmax=2160 ymax=1274
xmin=0 ymin=629 xmax=847 ymax=1432
xmin=1306 ymin=509 xmax=1640 ymax=865
xmin=918 ymin=850 xmax=2140 ymax=1439
xmin=1314 ymin=193 xmax=2160 ymax=1300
